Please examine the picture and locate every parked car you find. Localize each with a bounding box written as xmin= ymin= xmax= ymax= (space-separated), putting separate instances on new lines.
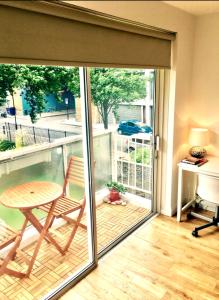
xmin=0 ymin=110 xmax=7 ymax=118
xmin=117 ymin=120 xmax=152 ymax=136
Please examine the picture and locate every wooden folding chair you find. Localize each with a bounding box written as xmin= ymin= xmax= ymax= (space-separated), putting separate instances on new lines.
xmin=39 ymin=156 xmax=87 ymax=253
xmin=0 ymin=221 xmax=28 ymax=278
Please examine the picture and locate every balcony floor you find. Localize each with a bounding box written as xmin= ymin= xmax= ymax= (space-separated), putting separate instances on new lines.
xmin=0 ymin=202 xmax=150 ymax=300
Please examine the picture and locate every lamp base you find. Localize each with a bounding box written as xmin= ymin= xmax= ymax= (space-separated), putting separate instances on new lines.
xmin=189 ymin=146 xmax=206 ymax=158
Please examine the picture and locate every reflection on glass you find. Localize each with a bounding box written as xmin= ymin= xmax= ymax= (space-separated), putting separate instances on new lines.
xmin=0 ymin=64 xmax=156 ymax=299
xmin=0 ymin=65 xmax=91 ymax=300
xmin=0 ymin=148 xmax=64 ymax=229
xmin=90 ymin=68 xmax=155 ymax=252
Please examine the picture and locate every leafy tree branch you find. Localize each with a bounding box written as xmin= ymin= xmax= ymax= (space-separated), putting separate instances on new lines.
xmin=90 ymin=68 xmax=147 ymax=129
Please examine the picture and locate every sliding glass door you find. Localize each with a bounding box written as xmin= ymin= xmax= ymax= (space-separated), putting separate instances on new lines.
xmin=0 ymin=65 xmax=97 ymax=300
xmin=0 ymin=64 xmax=158 ymax=300
xmin=44 ymin=66 xmax=159 ymax=297
xmin=88 ymin=67 xmax=157 ymax=254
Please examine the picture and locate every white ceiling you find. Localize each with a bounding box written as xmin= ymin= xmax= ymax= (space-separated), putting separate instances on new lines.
xmin=164 ymin=1 xmax=219 ymax=16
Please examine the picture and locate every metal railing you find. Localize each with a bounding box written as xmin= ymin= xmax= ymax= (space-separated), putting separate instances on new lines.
xmin=113 ymin=133 xmax=153 ymax=199
xmin=0 ymin=122 xmax=74 ymax=146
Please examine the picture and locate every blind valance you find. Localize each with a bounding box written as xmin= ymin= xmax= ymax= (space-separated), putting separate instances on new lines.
xmin=0 ymin=1 xmax=175 ymax=68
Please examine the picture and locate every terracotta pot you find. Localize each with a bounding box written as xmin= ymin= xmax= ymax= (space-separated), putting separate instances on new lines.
xmin=109 ymin=189 xmax=121 ymax=202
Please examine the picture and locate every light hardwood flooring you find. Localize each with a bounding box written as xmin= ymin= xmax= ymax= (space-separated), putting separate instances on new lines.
xmin=0 ymin=203 xmax=149 ymax=300
xmin=61 ymin=214 xmax=219 ymax=300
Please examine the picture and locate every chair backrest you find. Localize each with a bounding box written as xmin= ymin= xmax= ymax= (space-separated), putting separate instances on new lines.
xmin=64 ymin=156 xmax=85 ymax=193
xmin=197 ymin=174 xmax=219 ymax=204
xmin=63 ymin=156 xmax=96 ymax=195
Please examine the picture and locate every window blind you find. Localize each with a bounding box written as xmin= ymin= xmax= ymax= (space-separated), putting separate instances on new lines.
xmin=0 ymin=1 xmax=175 ymax=68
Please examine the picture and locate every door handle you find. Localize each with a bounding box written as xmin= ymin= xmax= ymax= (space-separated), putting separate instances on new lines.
xmin=155 ymin=135 xmax=160 ymax=151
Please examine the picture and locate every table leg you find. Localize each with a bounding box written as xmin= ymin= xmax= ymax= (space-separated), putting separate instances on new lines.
xmin=0 ymin=235 xmax=26 ymax=278
xmin=3 ymin=267 xmax=26 ymax=278
xmin=177 ymin=167 xmax=183 ymax=222
xmin=22 ymin=210 xmax=64 ymax=254
xmin=12 ymin=218 xmax=29 ymax=261
xmin=21 ymin=201 xmax=64 ymax=277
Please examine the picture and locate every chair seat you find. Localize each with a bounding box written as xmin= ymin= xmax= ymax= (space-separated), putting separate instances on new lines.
xmin=38 ymin=156 xmax=88 ymax=253
xmin=197 ymin=174 xmax=219 ymax=204
xmin=39 ymin=196 xmax=83 ymax=218
xmin=0 ymin=223 xmax=18 ymax=250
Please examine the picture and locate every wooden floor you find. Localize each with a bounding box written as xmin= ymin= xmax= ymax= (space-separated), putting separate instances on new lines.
xmin=0 ymin=202 xmax=149 ymax=300
xmin=62 ymin=214 xmax=219 ymax=300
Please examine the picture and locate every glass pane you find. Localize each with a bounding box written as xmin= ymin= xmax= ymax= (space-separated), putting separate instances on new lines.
xmin=89 ymin=67 xmax=155 ymax=252
xmin=0 ymin=149 xmax=63 ymax=229
xmin=0 ymin=64 xmax=93 ymax=299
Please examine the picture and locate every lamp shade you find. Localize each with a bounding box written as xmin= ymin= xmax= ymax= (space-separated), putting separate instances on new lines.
xmin=189 ymin=128 xmax=209 ymax=146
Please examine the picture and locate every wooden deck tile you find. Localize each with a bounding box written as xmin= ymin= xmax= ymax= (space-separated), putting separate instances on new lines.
xmin=0 ymin=202 xmax=149 ymax=299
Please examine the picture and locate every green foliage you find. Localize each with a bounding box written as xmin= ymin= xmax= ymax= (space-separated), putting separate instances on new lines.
xmin=130 ymin=148 xmax=150 ymax=165
xmin=21 ymin=66 xmax=80 ymax=123
xmin=0 ymin=64 xmax=80 ymax=123
xmin=0 ymin=140 xmax=16 ymax=151
xmin=20 ymin=66 xmax=47 ymax=123
xmin=106 ymin=181 xmax=127 ymax=194
xmin=0 ymin=64 xmax=146 ymax=127
xmin=0 ymin=64 xmax=24 ymax=107
xmin=90 ymin=68 xmax=147 ymax=129
xmin=43 ymin=66 xmax=80 ymax=101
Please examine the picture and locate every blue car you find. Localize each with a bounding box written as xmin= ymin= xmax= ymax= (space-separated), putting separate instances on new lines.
xmin=117 ymin=120 xmax=152 ymax=135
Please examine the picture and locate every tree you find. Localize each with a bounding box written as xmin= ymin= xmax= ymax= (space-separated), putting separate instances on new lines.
xmin=0 ymin=65 xmax=146 ymax=128
xmin=21 ymin=66 xmax=80 ymax=123
xmin=90 ymin=68 xmax=147 ymax=129
xmin=43 ymin=66 xmax=80 ymax=101
xmin=0 ymin=64 xmax=23 ymax=106
xmin=0 ymin=64 xmax=25 ymax=128
xmin=20 ymin=66 xmax=48 ymax=123
xmin=0 ymin=64 xmax=80 ymax=124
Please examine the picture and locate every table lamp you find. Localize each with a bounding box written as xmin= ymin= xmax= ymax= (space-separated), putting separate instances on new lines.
xmin=189 ymin=128 xmax=209 ymax=158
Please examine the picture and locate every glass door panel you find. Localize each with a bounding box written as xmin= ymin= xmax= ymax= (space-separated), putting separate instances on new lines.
xmin=0 ymin=64 xmax=95 ymax=300
xmin=89 ymin=68 xmax=156 ymax=253
xmin=0 ymin=63 xmax=158 ymax=298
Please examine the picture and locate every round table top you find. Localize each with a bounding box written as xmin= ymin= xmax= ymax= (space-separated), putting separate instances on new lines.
xmin=0 ymin=181 xmax=63 ymax=209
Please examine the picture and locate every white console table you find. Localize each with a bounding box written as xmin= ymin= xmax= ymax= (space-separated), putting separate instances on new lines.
xmin=177 ymin=156 xmax=219 ymax=221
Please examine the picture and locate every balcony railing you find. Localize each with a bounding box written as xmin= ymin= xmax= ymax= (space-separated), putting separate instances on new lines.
xmin=0 ymin=122 xmax=75 ymax=146
xmin=0 ymin=130 xmax=112 ymax=231
xmin=113 ymin=133 xmax=153 ymax=201
xmin=0 ymin=130 xmax=153 ymax=299
xmin=0 ymin=130 xmax=153 ymax=240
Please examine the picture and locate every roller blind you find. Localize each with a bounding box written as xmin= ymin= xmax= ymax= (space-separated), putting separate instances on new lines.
xmin=0 ymin=1 xmax=175 ymax=68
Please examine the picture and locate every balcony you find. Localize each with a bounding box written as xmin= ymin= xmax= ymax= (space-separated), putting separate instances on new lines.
xmin=0 ymin=130 xmax=152 ymax=299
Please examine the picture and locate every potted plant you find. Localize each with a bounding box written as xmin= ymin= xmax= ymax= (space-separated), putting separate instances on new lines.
xmin=106 ymin=181 xmax=127 ymax=202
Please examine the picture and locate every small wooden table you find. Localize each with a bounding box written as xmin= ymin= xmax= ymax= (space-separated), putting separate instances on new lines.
xmin=0 ymin=181 xmax=64 ymax=277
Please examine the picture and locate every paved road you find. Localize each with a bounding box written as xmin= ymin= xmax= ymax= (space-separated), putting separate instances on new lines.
xmin=0 ymin=112 xmax=117 ymax=139
xmin=0 ymin=113 xmax=83 ymax=135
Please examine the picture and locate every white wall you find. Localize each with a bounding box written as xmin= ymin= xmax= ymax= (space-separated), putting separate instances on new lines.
xmin=69 ymin=1 xmax=195 ymax=215
xmin=190 ymin=13 xmax=219 ymax=157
